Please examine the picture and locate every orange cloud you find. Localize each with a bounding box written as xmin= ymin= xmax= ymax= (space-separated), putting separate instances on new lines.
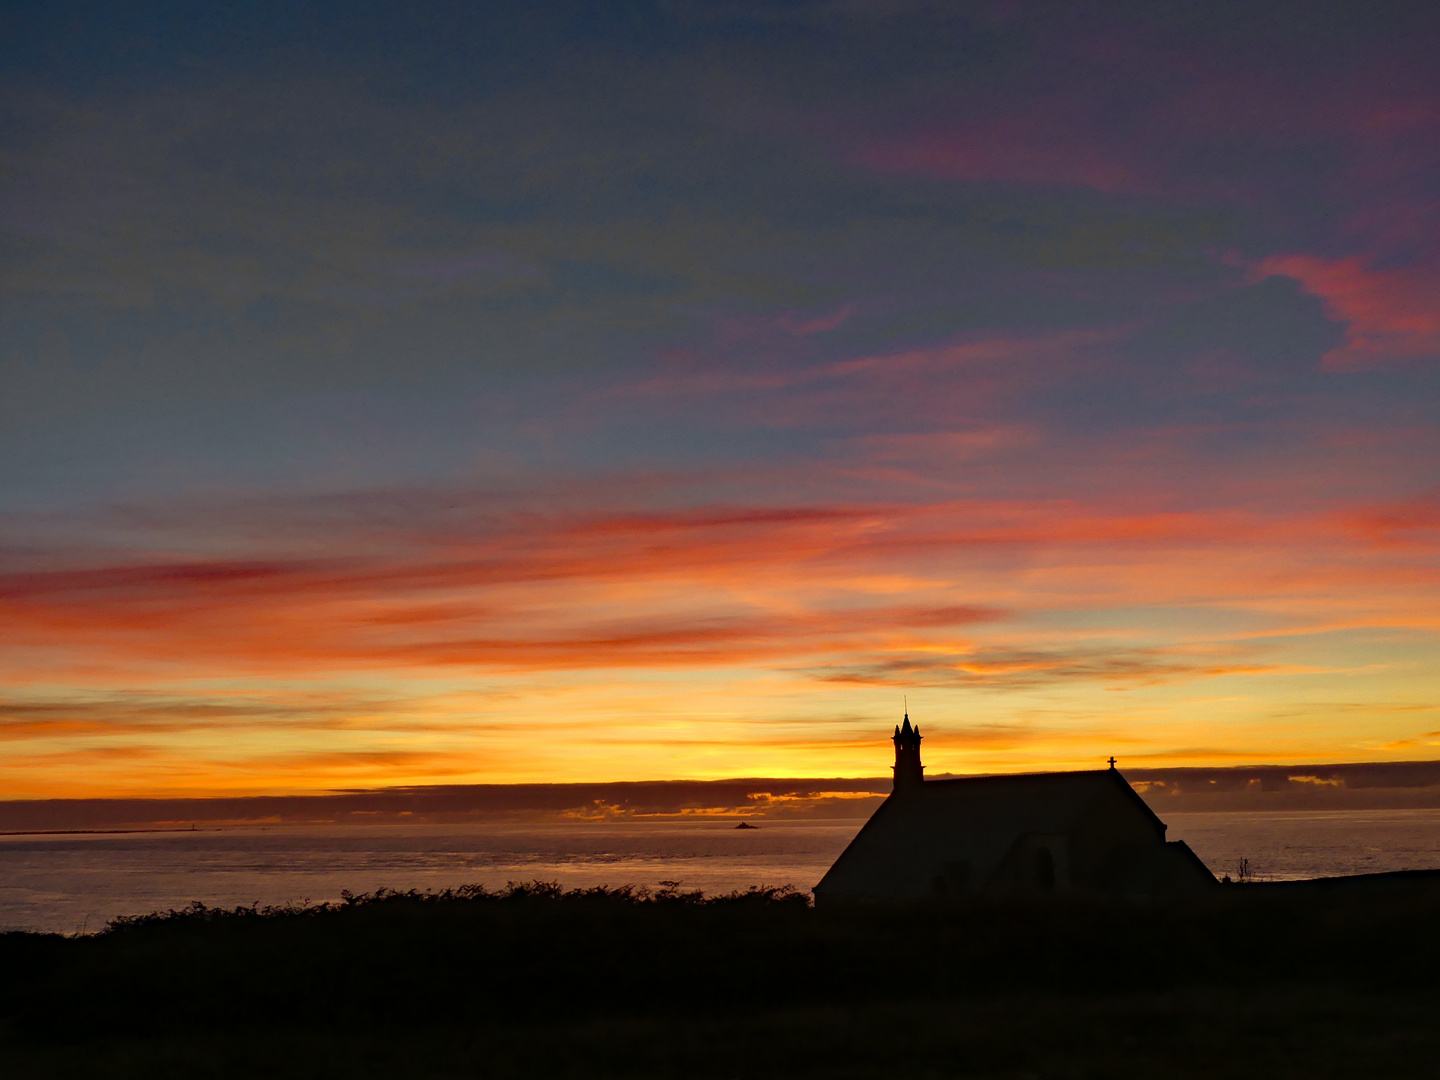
xmin=1341 ymin=493 xmax=1440 ymax=548
xmin=7 ymin=463 xmax=1440 ymax=797
xmin=5 ymin=489 xmax=1438 ymax=686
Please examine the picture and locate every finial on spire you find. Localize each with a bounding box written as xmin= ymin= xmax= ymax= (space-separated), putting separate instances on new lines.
xmin=1108 ymin=756 xmax=1117 ymax=770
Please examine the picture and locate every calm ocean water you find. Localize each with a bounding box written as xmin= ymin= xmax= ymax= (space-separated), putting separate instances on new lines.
xmin=2 ymin=809 xmax=1438 ymax=934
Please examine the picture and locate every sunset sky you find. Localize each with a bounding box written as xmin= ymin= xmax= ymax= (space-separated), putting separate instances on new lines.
xmin=3 ymin=1 xmax=1439 ymax=798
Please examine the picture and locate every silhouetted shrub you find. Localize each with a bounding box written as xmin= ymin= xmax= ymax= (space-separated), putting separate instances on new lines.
xmin=3 ymin=875 xmax=1436 ymax=1048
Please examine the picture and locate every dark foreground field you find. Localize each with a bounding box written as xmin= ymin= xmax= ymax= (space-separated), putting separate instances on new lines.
xmin=4 ymin=877 xmax=1439 ymax=1079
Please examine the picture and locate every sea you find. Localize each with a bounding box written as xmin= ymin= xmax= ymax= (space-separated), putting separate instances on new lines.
xmin=3 ymin=809 xmax=1439 ymax=935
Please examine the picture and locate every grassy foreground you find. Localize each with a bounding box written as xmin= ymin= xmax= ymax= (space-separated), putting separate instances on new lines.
xmin=3 ymin=881 xmax=1438 ymax=1078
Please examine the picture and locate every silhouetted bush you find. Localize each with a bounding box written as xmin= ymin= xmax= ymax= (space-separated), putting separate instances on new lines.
xmin=2 ymin=876 xmax=1437 ymax=1072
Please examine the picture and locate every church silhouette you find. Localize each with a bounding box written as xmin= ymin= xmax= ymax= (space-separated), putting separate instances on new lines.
xmin=814 ymin=714 xmax=1216 ymax=905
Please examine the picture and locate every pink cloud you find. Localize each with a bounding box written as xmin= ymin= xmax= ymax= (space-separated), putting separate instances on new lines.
xmin=617 ymin=327 xmax=1123 ymax=434
xmin=830 ymin=39 xmax=1440 ymax=327
xmin=853 ymin=121 xmax=1144 ymax=194
xmin=778 ymin=303 xmax=855 ymax=336
xmin=1255 ymin=255 xmax=1440 ymax=370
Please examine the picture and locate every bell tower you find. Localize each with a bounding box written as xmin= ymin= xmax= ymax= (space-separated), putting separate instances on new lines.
xmin=892 ymin=712 xmax=924 ymax=793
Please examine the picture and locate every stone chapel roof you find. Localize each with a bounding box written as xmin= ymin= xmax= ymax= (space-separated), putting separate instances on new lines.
xmin=814 ymin=768 xmax=1172 ymax=900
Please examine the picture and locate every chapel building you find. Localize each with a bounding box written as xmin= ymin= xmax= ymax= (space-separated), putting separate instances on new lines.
xmin=813 ymin=714 xmax=1217 ymax=905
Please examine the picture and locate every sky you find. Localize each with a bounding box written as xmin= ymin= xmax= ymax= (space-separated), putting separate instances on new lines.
xmin=3 ymin=1 xmax=1439 ymax=798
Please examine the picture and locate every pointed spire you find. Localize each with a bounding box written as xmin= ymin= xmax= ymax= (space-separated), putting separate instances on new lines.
xmin=891 ymin=706 xmax=924 ymax=793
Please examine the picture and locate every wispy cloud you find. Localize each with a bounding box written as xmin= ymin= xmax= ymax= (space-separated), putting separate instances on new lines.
xmin=804 ymin=645 xmax=1283 ymax=690
xmin=6 ymin=471 xmax=1439 ymax=695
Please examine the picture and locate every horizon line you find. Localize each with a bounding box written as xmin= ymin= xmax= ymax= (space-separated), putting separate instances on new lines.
xmin=5 ymin=757 xmax=1440 ymax=806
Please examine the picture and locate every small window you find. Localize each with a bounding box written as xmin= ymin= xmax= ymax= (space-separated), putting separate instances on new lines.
xmin=1035 ymin=847 xmax=1055 ymax=889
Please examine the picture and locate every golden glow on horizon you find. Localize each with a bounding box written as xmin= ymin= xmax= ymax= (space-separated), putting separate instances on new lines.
xmin=4 ymin=430 xmax=1440 ymax=799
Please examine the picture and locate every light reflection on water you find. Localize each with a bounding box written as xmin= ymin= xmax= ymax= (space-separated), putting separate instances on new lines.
xmin=2 ymin=810 xmax=1437 ymax=934
xmin=1163 ymin=808 xmax=1440 ymax=883
xmin=0 ymin=821 xmax=861 ymax=934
